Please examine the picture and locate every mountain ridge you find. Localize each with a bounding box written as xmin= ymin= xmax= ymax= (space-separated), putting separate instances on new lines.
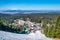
xmin=0 ymin=10 xmax=60 ymax=14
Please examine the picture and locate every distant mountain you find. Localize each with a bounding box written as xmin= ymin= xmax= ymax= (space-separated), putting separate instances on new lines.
xmin=0 ymin=10 xmax=60 ymax=12
xmin=0 ymin=10 xmax=60 ymax=14
xmin=2 ymin=10 xmax=22 ymax=12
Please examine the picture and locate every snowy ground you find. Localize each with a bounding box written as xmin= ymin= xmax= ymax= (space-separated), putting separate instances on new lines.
xmin=0 ymin=31 xmax=52 ymax=40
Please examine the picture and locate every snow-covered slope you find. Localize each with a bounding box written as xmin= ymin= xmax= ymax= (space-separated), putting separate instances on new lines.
xmin=0 ymin=31 xmax=52 ymax=40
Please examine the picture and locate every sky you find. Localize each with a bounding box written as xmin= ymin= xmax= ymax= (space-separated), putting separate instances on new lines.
xmin=0 ymin=0 xmax=60 ymax=10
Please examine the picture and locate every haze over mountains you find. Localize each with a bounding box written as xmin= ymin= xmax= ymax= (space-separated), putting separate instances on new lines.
xmin=0 ymin=10 xmax=60 ymax=14
xmin=0 ymin=10 xmax=60 ymax=18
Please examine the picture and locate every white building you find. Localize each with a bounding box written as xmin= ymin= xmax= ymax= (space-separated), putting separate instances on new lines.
xmin=47 ymin=23 xmax=50 ymax=27
xmin=14 ymin=19 xmax=25 ymax=25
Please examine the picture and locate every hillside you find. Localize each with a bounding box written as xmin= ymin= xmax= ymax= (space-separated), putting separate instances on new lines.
xmin=0 ymin=12 xmax=60 ymax=19
xmin=0 ymin=13 xmax=11 ymax=17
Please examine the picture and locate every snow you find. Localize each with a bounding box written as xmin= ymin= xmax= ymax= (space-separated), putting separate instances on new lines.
xmin=0 ymin=31 xmax=52 ymax=40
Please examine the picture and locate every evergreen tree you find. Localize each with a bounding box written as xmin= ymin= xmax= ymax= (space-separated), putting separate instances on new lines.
xmin=54 ymin=16 xmax=60 ymax=38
